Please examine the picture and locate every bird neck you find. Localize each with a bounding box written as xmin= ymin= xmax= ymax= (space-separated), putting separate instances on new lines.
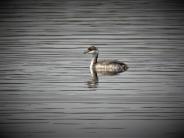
xmin=90 ymin=53 xmax=98 ymax=71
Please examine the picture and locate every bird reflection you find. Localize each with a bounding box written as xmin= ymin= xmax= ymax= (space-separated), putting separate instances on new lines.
xmin=87 ymin=69 xmax=99 ymax=88
xmin=87 ymin=68 xmax=127 ymax=88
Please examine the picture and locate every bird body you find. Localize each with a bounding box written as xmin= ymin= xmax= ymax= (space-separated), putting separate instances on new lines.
xmin=95 ymin=60 xmax=127 ymax=72
xmin=84 ymin=46 xmax=128 ymax=74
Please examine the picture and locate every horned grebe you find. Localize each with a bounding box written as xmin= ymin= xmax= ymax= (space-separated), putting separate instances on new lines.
xmin=84 ymin=46 xmax=128 ymax=73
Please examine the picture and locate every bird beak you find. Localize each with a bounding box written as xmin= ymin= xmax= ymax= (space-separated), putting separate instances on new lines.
xmin=83 ymin=50 xmax=89 ymax=54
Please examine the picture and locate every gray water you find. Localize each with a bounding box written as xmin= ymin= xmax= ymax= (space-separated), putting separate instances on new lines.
xmin=0 ymin=0 xmax=184 ymax=138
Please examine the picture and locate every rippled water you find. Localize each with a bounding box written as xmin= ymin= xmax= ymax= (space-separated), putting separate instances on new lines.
xmin=0 ymin=0 xmax=184 ymax=138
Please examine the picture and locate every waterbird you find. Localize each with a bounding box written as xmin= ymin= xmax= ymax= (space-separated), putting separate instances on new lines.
xmin=84 ymin=46 xmax=128 ymax=74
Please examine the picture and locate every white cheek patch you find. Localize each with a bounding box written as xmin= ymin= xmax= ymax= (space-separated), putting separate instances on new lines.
xmin=88 ymin=50 xmax=95 ymax=54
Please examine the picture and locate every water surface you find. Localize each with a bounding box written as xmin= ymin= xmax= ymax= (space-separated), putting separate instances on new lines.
xmin=0 ymin=0 xmax=184 ymax=138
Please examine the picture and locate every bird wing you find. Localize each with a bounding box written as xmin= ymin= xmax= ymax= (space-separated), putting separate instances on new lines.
xmin=97 ymin=60 xmax=124 ymax=65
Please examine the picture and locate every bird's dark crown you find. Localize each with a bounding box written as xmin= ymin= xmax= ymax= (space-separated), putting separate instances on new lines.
xmin=88 ymin=46 xmax=97 ymax=51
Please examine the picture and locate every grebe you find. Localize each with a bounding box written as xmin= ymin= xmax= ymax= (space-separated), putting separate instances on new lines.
xmin=84 ymin=46 xmax=128 ymax=73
